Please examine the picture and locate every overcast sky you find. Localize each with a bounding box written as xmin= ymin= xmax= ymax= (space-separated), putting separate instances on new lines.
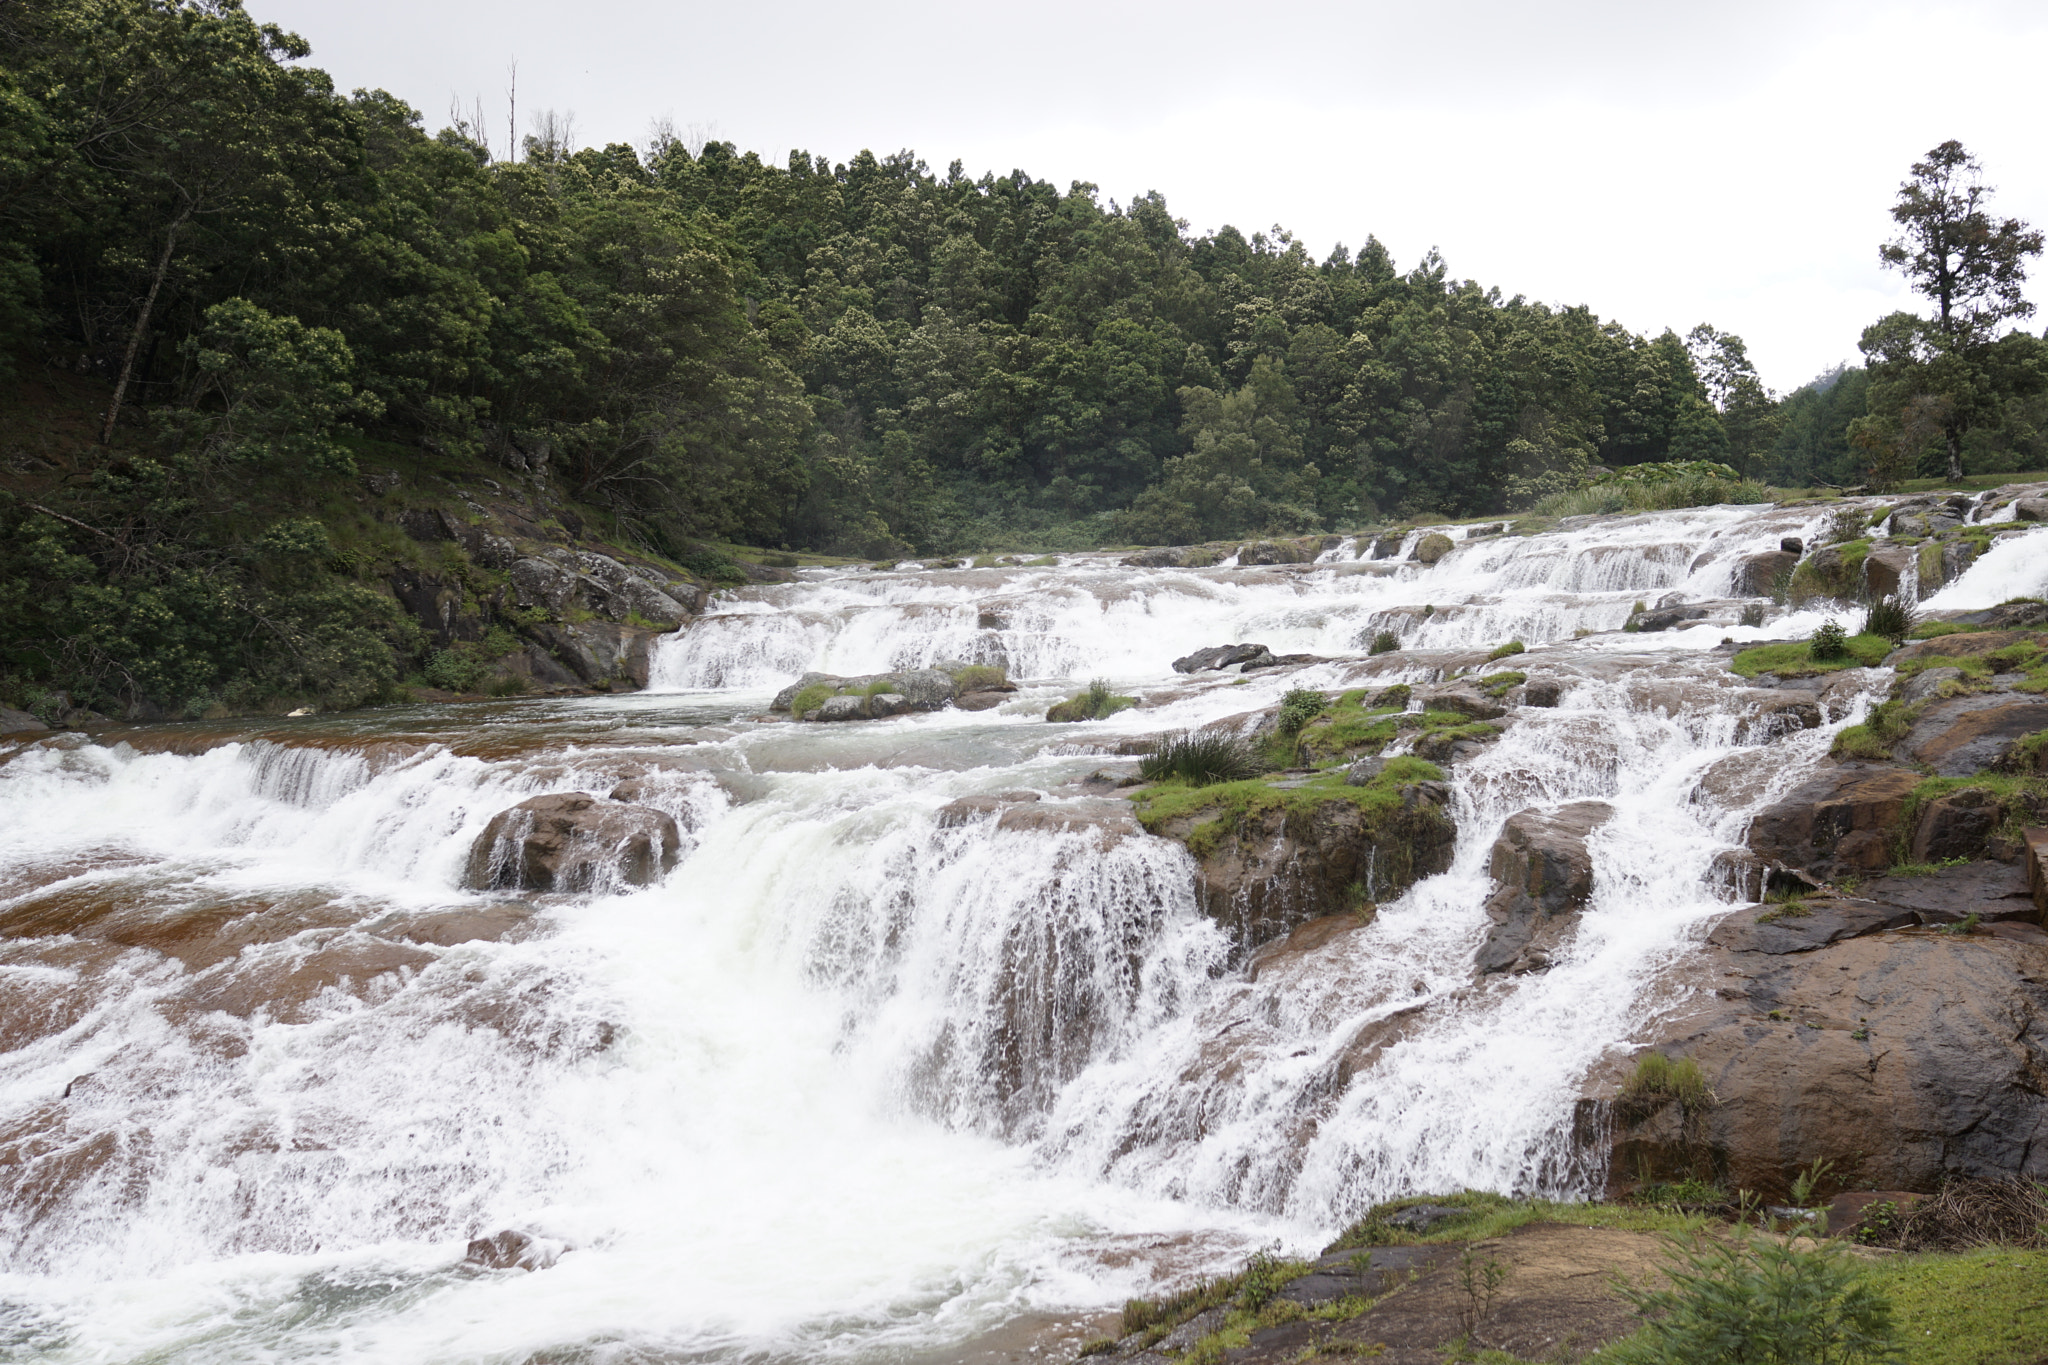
xmin=263 ymin=0 xmax=2047 ymax=394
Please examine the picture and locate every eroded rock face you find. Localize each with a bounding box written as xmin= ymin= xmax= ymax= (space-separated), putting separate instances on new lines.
xmin=1608 ymin=880 xmax=2048 ymax=1199
xmin=1148 ymin=785 xmax=1456 ymax=959
xmin=1743 ymin=762 xmax=1923 ymax=878
xmin=1476 ymin=802 xmax=1611 ymax=975
xmin=464 ymin=793 xmax=680 ymax=892
xmin=1735 ymin=550 xmax=1798 ymax=596
xmin=1900 ymin=694 xmax=2048 ymax=776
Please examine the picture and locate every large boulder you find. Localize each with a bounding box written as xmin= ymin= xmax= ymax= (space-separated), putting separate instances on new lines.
xmin=1743 ymin=762 xmax=1923 ymax=878
xmin=770 ymin=668 xmax=958 ymax=715
xmin=2014 ymin=497 xmax=2048 ymax=522
xmin=1606 ymin=889 xmax=2048 ymax=1199
xmin=1734 ymin=550 xmax=1798 ymax=596
xmin=1900 ymin=694 xmax=2048 ymax=777
xmin=1237 ymin=540 xmax=1310 ymax=566
xmin=1411 ymin=533 xmax=1455 ymax=565
xmin=0 ymin=707 xmax=48 ymax=737
xmin=1144 ymin=781 xmax=1456 ymax=959
xmin=1172 ymin=643 xmax=1273 ymax=674
xmin=464 ymin=793 xmax=681 ymax=892
xmin=1476 ymin=802 xmax=1611 ymax=975
xmin=1862 ymin=542 xmax=1913 ymax=600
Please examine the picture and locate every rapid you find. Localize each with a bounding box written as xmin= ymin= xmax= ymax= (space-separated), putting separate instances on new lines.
xmin=3 ymin=498 xmax=2043 ymax=1364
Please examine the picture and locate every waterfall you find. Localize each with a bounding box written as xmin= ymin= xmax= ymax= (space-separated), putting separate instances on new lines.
xmin=0 ymin=502 xmax=1917 ymax=1363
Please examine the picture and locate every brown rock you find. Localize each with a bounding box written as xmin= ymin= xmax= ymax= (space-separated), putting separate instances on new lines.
xmin=1862 ymin=542 xmax=1912 ymax=599
xmin=1476 ymin=802 xmax=1610 ymax=974
xmin=1411 ymin=533 xmax=1455 ymax=565
xmin=1735 ymin=550 xmax=1798 ymax=596
xmin=0 ymin=707 xmax=48 ymax=737
xmin=376 ymin=903 xmax=536 ymax=947
xmin=1891 ymin=629 xmax=2043 ymax=663
xmin=1609 ymin=924 xmax=2048 ymax=1197
xmin=952 ymin=690 xmax=1008 ymax=711
xmin=1901 ymin=695 xmax=2048 ymax=777
xmin=2028 ymin=828 xmax=2048 ymax=921
xmin=1909 ymin=788 xmax=2002 ymax=863
xmin=464 ymin=793 xmax=681 ymax=892
xmin=1743 ymin=763 xmax=1923 ymax=877
xmin=464 ymin=1228 xmax=567 ymax=1271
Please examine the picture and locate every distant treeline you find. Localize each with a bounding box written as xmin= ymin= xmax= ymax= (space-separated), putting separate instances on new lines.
xmin=3 ymin=0 xmax=2043 ymax=565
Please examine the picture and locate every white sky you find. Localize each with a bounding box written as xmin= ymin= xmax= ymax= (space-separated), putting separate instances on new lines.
xmin=264 ymin=0 xmax=2048 ymax=394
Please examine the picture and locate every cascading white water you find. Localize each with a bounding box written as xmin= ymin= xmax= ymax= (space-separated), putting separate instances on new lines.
xmin=0 ymin=500 xmax=1977 ymax=1364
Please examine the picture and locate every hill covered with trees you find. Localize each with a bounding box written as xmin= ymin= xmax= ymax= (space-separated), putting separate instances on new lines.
xmin=2 ymin=0 xmax=2043 ymax=718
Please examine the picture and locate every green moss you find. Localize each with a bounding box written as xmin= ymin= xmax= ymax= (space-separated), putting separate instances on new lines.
xmin=1829 ymin=697 xmax=1924 ymax=760
xmin=1129 ymin=757 xmax=1445 ymax=834
xmin=1486 ymin=640 xmax=1526 ymax=661
xmin=1476 ymin=670 xmax=1526 ymax=697
xmin=1730 ymin=633 xmax=1893 ymax=678
xmin=1909 ymin=620 xmax=1974 ymax=640
xmin=1897 ymin=772 xmax=2047 ymax=853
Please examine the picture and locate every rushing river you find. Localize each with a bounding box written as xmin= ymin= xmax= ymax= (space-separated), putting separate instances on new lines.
xmin=3 ymin=500 xmax=2043 ymax=1364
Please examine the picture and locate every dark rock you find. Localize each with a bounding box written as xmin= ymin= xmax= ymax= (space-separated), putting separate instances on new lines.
xmin=463 ymin=793 xmax=681 ymax=892
xmin=1909 ymin=788 xmax=2002 ymax=863
xmin=395 ymin=507 xmax=456 ymax=542
xmin=1369 ymin=533 xmax=1405 ymax=560
xmin=770 ymin=668 xmax=956 ymax=714
xmin=1522 ymin=678 xmax=1563 ymax=708
xmin=1744 ymin=763 xmax=1923 ymax=877
xmin=509 ymin=556 xmax=587 ymax=616
xmin=1704 ymin=898 xmax=1917 ymax=954
xmin=1863 ymin=542 xmax=1912 ymax=600
xmin=1635 ymin=605 xmax=1710 ymax=632
xmin=952 ymin=690 xmax=1007 ymax=711
xmin=1344 ymin=757 xmax=1385 ymax=786
xmin=2029 ymin=828 xmax=2048 ymax=921
xmin=1901 ymin=694 xmax=2048 ymax=776
xmin=464 ymin=1229 xmax=566 ymax=1272
xmin=1148 ymin=785 xmax=1455 ymax=959
xmin=1737 ymin=550 xmax=1799 ymax=596
xmin=1422 ymin=687 xmax=1507 ymax=721
xmin=1780 ymin=537 xmax=1804 ymax=555
xmin=1237 ymin=540 xmax=1309 ymax=566
xmin=1119 ymin=546 xmax=1186 ymax=567
xmin=1384 ymin=1203 xmax=1473 ymax=1234
xmin=362 ymin=470 xmax=401 ymax=496
xmin=1172 ymin=643 xmax=1273 ymax=673
xmin=867 ymin=692 xmax=913 ymax=717
xmin=1858 ymin=861 xmax=2037 ymax=925
xmin=2015 ymin=497 xmax=2048 ymax=522
xmin=1609 ymin=914 xmax=2048 ymax=1197
xmin=1477 ymin=802 xmax=1610 ymax=974
xmin=1239 ymin=652 xmax=1326 ymax=671
xmin=0 ymin=708 xmax=48 ymax=737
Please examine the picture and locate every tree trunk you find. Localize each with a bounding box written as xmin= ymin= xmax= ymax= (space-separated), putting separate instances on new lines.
xmin=99 ymin=203 xmax=191 ymax=446
xmin=1945 ymin=421 xmax=1964 ymax=483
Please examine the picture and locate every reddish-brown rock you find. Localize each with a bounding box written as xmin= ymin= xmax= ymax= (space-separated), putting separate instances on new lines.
xmin=464 ymin=792 xmax=681 ymax=892
xmin=1743 ymin=762 xmax=1923 ymax=877
xmin=1476 ymin=802 xmax=1610 ymax=975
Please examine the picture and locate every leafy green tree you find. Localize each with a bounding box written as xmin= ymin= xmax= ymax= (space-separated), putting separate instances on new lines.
xmin=1862 ymin=140 xmax=2044 ymax=481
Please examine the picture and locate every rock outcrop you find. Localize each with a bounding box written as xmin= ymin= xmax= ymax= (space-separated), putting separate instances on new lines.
xmin=1606 ymin=862 xmax=2048 ymax=1198
xmin=1476 ymin=802 xmax=1611 ymax=974
xmin=1172 ymin=643 xmax=1274 ymax=673
xmin=464 ymin=793 xmax=681 ymax=892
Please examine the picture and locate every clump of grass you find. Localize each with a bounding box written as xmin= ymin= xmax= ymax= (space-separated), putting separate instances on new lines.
xmin=1809 ymin=618 xmax=1850 ymax=660
xmin=1487 ymin=640 xmax=1526 ymax=661
xmin=1620 ymin=1052 xmax=1713 ymax=1118
xmin=1476 ymin=670 xmax=1526 ymax=698
xmin=788 ymin=682 xmax=832 ymax=717
xmin=1825 ymin=505 xmax=1873 ymax=544
xmin=1276 ymin=687 xmax=1330 ymax=737
xmin=1138 ymin=732 xmax=1262 ymax=785
xmin=1046 ymin=678 xmax=1135 ymax=723
xmin=1368 ymin=629 xmax=1400 ymax=655
xmin=1861 ymin=594 xmax=1916 ymax=645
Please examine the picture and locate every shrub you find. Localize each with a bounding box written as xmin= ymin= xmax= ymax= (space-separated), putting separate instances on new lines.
xmin=423 ymin=647 xmax=488 ymax=692
xmin=1808 ymin=619 xmax=1850 ymax=661
xmin=1369 ymin=629 xmax=1400 ymax=655
xmin=1047 ymin=678 xmax=1135 ymax=722
xmin=1139 ymin=731 xmax=1262 ymax=785
xmin=1487 ymin=640 xmax=1526 ymax=661
xmin=1276 ymin=687 xmax=1329 ymax=737
xmin=1610 ymin=1234 xmax=1898 ymax=1365
xmin=1861 ymin=594 xmax=1916 ymax=645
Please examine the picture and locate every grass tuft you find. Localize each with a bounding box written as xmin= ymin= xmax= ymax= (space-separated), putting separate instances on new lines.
xmin=1138 ymin=731 xmax=1263 ymax=785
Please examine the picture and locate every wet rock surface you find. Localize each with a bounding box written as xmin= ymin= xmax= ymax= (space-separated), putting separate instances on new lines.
xmin=464 ymin=792 xmax=682 ymax=892
xmin=1476 ymin=801 xmax=1610 ymax=975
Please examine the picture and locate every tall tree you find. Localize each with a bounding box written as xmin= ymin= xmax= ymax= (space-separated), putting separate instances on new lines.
xmin=1870 ymin=140 xmax=2043 ymax=480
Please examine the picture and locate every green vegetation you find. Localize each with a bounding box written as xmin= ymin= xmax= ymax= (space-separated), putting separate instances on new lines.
xmin=1136 ymin=732 xmax=1263 ymax=786
xmin=1276 ymin=687 xmax=1331 ymax=737
xmin=1475 ymin=670 xmax=1526 ymax=698
xmin=1486 ymin=640 xmax=1526 ymax=661
xmin=1129 ymin=757 xmax=1444 ymax=855
xmin=947 ymin=663 xmax=1007 ymax=692
xmin=1620 ymin=1053 xmax=1714 ymax=1119
xmin=1831 ymin=696 xmax=1925 ymax=761
xmin=1730 ymin=632 xmax=1894 ymax=679
xmin=788 ymin=683 xmax=833 ymax=718
xmin=1809 ymin=619 xmax=1851 ymax=660
xmin=1531 ymin=463 xmax=1773 ymax=518
xmin=1368 ymin=630 xmax=1401 ymax=655
xmin=1909 ymin=620 xmax=1974 ymax=640
xmin=1601 ymin=1235 xmax=1897 ymax=1365
xmin=1861 ymin=594 xmax=1916 ymax=645
xmin=1046 ymin=677 xmax=1135 ymax=723
xmin=1327 ymin=1190 xmax=1709 ymax=1253
xmin=1861 ymin=1249 xmax=2048 ymax=1365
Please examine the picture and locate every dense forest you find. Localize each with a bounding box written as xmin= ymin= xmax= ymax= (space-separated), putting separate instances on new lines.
xmin=1 ymin=0 xmax=2044 ymax=716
